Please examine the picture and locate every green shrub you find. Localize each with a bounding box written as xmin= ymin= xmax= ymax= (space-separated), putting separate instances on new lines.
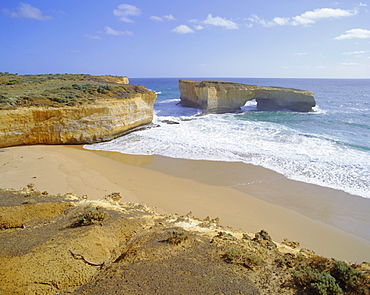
xmin=97 ymin=84 xmax=112 ymax=94
xmin=50 ymin=97 xmax=68 ymax=103
xmin=292 ymin=264 xmax=343 ymax=295
xmin=1 ymin=97 xmax=19 ymax=105
xmin=330 ymin=261 xmax=369 ymax=294
xmin=223 ymin=248 xmax=262 ymax=269
xmin=244 ymin=254 xmax=262 ymax=269
xmin=80 ymin=83 xmax=97 ymax=94
xmin=0 ymin=95 xmax=7 ymax=102
xmin=75 ymin=206 xmax=109 ymax=227
xmin=275 ymin=253 xmax=296 ymax=268
xmin=166 ymin=230 xmax=188 ymax=245
xmin=224 ymin=248 xmax=241 ymax=262
xmin=5 ymin=79 xmax=19 ymax=85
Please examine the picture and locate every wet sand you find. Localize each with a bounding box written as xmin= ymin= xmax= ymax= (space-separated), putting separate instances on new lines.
xmin=0 ymin=144 xmax=369 ymax=263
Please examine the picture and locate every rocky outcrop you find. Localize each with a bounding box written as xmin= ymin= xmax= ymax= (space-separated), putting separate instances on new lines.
xmin=179 ymin=80 xmax=316 ymax=113
xmin=1 ymin=187 xmax=368 ymax=294
xmin=0 ymin=92 xmax=156 ymax=148
xmin=91 ymin=75 xmax=129 ymax=84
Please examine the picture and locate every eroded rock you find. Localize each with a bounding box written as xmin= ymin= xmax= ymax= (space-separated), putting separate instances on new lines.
xmin=179 ymin=80 xmax=315 ymax=113
xmin=0 ymin=74 xmax=157 ymax=148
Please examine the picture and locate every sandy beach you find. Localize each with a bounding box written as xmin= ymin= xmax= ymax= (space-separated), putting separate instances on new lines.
xmin=1 ymin=144 xmax=369 ymax=263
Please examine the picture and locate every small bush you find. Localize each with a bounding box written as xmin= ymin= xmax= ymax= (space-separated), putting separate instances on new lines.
xmin=166 ymin=230 xmax=188 ymax=245
xmin=275 ymin=253 xmax=296 ymax=268
xmin=292 ymin=264 xmax=342 ymax=295
xmin=309 ymin=256 xmax=333 ymax=273
xmin=80 ymin=83 xmax=97 ymax=94
xmin=223 ymin=248 xmax=262 ymax=270
xmin=22 ymin=199 xmax=36 ymax=205
xmin=291 ymin=258 xmax=370 ymax=295
xmin=2 ymin=97 xmax=19 ymax=105
xmin=75 ymin=206 xmax=109 ymax=227
xmin=330 ymin=260 xmax=369 ymax=294
xmin=244 ymin=254 xmax=262 ymax=269
xmin=224 ymin=248 xmax=241 ymax=262
xmin=5 ymin=79 xmax=19 ymax=85
xmin=50 ymin=97 xmax=68 ymax=103
xmin=97 ymin=84 xmax=112 ymax=94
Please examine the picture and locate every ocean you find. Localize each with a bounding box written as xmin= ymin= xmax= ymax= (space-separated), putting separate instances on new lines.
xmin=84 ymin=78 xmax=370 ymax=200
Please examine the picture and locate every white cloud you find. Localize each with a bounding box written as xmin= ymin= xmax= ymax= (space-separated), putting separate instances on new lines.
xmin=113 ymin=4 xmax=141 ymax=23
xmin=194 ymin=25 xmax=204 ymax=31
xmin=343 ymin=50 xmax=369 ymax=55
xmin=292 ymin=8 xmax=358 ymax=26
xmin=342 ymin=62 xmax=359 ymax=65
xmin=163 ymin=14 xmax=176 ymax=21
xmin=150 ymin=16 xmax=163 ymax=22
xmin=104 ymin=26 xmax=133 ymax=36
xmin=172 ymin=25 xmax=194 ymax=34
xmin=359 ymin=2 xmax=367 ymax=7
xmin=84 ymin=34 xmax=102 ymax=40
xmin=248 ymin=14 xmax=269 ymax=26
xmin=5 ymin=3 xmax=52 ymax=20
xmin=150 ymin=14 xmax=176 ymax=22
xmin=335 ymin=28 xmax=370 ymax=40
xmin=203 ymin=14 xmax=238 ymax=29
xmin=272 ymin=17 xmax=290 ymax=26
xmin=294 ymin=52 xmax=308 ymax=56
xmin=249 ymin=7 xmax=358 ymax=27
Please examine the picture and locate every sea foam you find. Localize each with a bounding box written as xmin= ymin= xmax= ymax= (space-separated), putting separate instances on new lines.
xmin=85 ymin=78 xmax=370 ymax=199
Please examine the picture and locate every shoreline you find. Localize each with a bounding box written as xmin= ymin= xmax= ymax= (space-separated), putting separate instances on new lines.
xmin=142 ymin=154 xmax=370 ymax=241
xmin=0 ymin=144 xmax=369 ymax=263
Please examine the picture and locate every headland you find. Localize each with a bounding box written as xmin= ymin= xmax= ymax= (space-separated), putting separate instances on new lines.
xmin=1 ymin=74 xmax=369 ymax=294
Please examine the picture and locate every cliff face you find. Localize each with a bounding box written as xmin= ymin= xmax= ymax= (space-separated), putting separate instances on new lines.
xmin=92 ymin=75 xmax=129 ymax=84
xmin=179 ymin=80 xmax=316 ymax=113
xmin=0 ymin=92 xmax=156 ymax=148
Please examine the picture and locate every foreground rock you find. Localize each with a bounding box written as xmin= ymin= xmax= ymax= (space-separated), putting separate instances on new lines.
xmin=0 ymin=187 xmax=369 ymax=295
xmin=179 ymin=80 xmax=316 ymax=113
xmin=0 ymin=74 xmax=156 ymax=148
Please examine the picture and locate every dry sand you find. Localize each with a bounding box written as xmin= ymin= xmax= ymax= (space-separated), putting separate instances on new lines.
xmin=1 ymin=144 xmax=369 ymax=263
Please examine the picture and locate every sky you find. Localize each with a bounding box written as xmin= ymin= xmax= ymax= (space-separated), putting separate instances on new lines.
xmin=1 ymin=0 xmax=369 ymax=78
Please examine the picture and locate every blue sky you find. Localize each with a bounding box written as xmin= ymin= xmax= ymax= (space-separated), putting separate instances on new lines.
xmin=1 ymin=0 xmax=369 ymax=78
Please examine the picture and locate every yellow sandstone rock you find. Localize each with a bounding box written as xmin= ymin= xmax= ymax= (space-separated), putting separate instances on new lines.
xmin=179 ymin=80 xmax=315 ymax=113
xmin=0 ymin=93 xmax=156 ymax=148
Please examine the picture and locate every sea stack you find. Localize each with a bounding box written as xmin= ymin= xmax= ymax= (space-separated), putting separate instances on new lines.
xmin=179 ymin=80 xmax=316 ymax=113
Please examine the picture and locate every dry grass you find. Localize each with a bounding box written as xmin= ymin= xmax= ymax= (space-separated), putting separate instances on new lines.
xmin=0 ymin=73 xmax=147 ymax=109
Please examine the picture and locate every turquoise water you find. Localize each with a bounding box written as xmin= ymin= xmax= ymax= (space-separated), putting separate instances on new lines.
xmin=85 ymin=78 xmax=370 ymax=199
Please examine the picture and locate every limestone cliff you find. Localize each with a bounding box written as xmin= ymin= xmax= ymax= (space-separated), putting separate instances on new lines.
xmin=179 ymin=80 xmax=316 ymax=113
xmin=0 ymin=93 xmax=155 ymax=148
xmin=91 ymin=75 xmax=129 ymax=84
xmin=0 ymin=73 xmax=156 ymax=148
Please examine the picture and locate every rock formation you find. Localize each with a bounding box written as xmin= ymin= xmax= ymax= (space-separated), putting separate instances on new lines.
xmin=1 ymin=187 xmax=369 ymax=294
xmin=0 ymin=94 xmax=156 ymax=148
xmin=0 ymin=74 xmax=156 ymax=148
xmin=90 ymin=75 xmax=129 ymax=84
xmin=179 ymin=80 xmax=316 ymax=113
